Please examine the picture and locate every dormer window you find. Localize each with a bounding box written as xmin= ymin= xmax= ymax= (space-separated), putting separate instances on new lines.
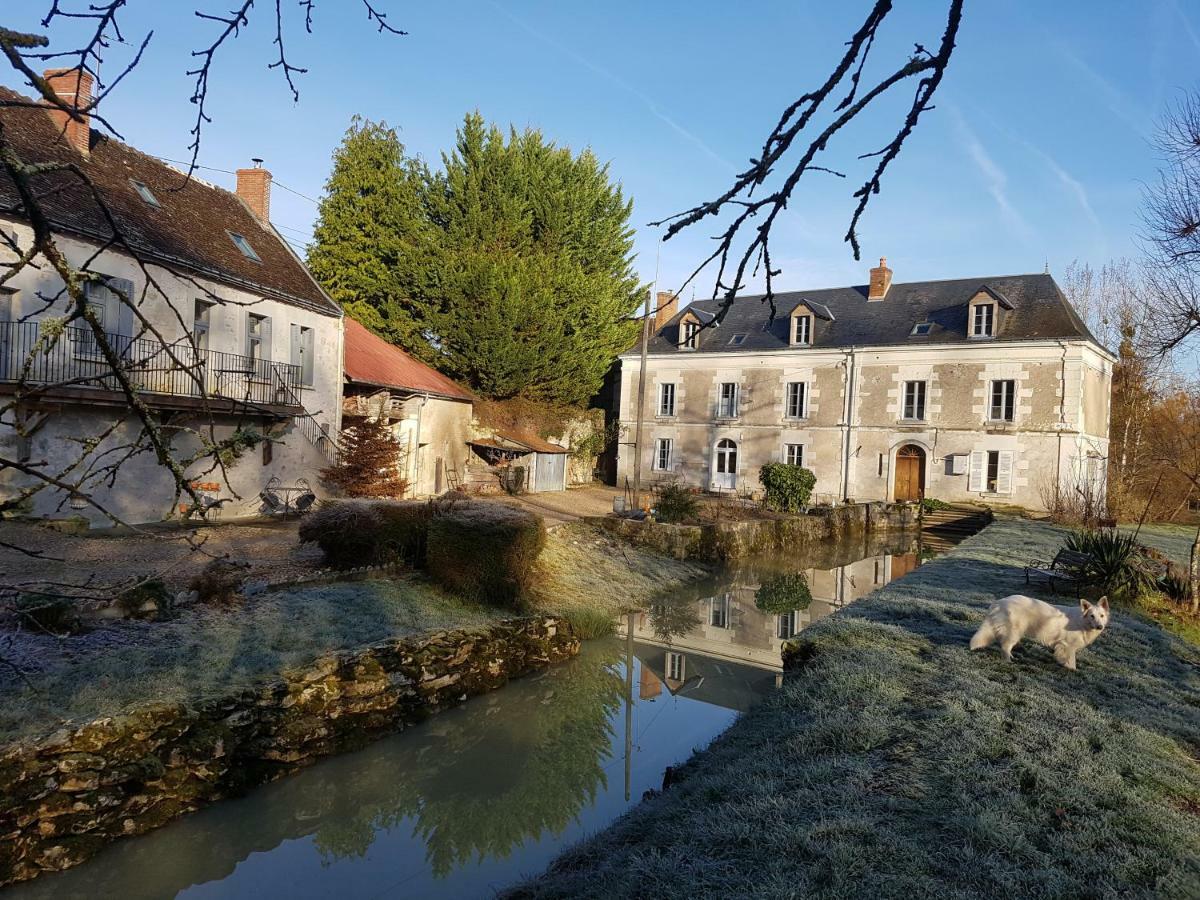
xmin=972 ymin=302 xmax=995 ymax=337
xmin=682 ymin=320 xmax=700 ymax=350
xmin=793 ymin=314 xmax=812 ymax=346
xmin=130 ymin=179 xmax=160 ymax=207
xmin=228 ymin=231 xmax=261 ymax=262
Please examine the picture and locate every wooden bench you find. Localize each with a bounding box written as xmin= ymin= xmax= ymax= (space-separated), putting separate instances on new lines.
xmin=1024 ymin=548 xmax=1094 ymax=596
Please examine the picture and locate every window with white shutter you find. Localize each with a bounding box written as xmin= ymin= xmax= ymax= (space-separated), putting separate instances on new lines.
xmin=995 ymin=450 xmax=1014 ymax=494
xmin=968 ymin=450 xmax=985 ymax=492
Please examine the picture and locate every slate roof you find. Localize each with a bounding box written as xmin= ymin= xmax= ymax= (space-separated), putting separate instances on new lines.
xmin=0 ymin=86 xmax=337 ymax=314
xmin=343 ymin=317 xmax=473 ymax=401
xmin=641 ymin=273 xmax=1103 ymax=355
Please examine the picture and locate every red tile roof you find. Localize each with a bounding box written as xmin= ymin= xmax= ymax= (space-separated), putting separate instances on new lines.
xmin=0 ymin=86 xmax=337 ymax=314
xmin=343 ymin=318 xmax=473 ymax=401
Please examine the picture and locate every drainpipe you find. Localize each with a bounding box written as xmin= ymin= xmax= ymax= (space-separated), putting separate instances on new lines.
xmin=412 ymin=391 xmax=429 ymax=496
xmin=1055 ymin=341 xmax=1068 ymax=497
xmin=840 ymin=346 xmax=857 ymax=503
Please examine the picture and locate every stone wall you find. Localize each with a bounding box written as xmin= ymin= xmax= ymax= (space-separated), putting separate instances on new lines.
xmin=0 ymin=617 xmax=579 ymax=887
xmin=588 ymin=501 xmax=919 ymax=562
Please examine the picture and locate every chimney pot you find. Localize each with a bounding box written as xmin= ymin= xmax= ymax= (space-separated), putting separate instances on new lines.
xmin=43 ymin=68 xmax=93 ymax=155
xmin=868 ymin=256 xmax=893 ymax=301
xmin=236 ymin=164 xmax=273 ymax=223
xmin=654 ymin=290 xmax=679 ymax=332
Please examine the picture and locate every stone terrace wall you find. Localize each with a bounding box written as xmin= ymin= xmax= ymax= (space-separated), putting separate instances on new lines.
xmin=588 ymin=501 xmax=919 ymax=562
xmin=0 ymin=617 xmax=579 ymax=887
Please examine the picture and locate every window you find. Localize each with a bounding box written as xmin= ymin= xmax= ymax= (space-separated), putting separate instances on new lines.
xmin=246 ymin=312 xmax=271 ymax=366
xmin=793 ymin=314 xmax=812 ymax=346
xmin=130 ymin=179 xmax=160 ymax=207
xmin=777 ymin=610 xmax=800 ymax=640
xmin=910 ymin=322 xmax=933 ymax=336
xmin=710 ymin=593 xmax=731 ymax=628
xmin=193 ymin=299 xmax=213 ymax=352
xmin=228 ymin=231 xmax=261 ymax=261
xmin=902 ymin=380 xmax=927 ymax=421
xmin=969 ymin=449 xmax=1014 ymax=494
xmin=682 ymin=320 xmax=700 ymax=350
xmin=666 ymin=651 xmax=685 ymax=682
xmin=728 ymin=333 xmax=747 ymax=346
xmin=972 ymin=302 xmax=995 ymax=337
xmin=785 ymin=443 xmax=804 ymax=467
xmin=291 ymin=323 xmax=315 ymax=386
xmin=653 ymin=437 xmax=672 ymax=471
xmin=658 ymin=382 xmax=676 ymax=417
xmin=989 ymin=379 xmax=1016 ymax=422
xmin=717 ymin=382 xmax=739 ymax=418
xmin=785 ymin=381 xmax=807 ymax=419
xmin=74 ymin=278 xmax=118 ymax=354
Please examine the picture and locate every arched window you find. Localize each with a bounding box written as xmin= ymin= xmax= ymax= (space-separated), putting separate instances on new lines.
xmin=715 ymin=438 xmax=738 ymax=474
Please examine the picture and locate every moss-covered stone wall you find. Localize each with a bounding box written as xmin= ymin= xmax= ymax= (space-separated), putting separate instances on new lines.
xmin=0 ymin=617 xmax=579 ymax=887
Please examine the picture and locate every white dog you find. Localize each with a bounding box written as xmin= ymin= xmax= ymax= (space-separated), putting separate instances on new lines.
xmin=969 ymin=594 xmax=1110 ymax=670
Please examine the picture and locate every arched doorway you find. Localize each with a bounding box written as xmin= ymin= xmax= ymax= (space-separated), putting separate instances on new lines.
xmin=894 ymin=444 xmax=926 ymax=502
xmin=713 ymin=438 xmax=738 ymax=490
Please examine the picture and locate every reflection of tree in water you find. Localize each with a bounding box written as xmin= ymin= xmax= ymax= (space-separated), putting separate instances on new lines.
xmin=311 ymin=642 xmax=625 ymax=877
xmin=754 ymin=572 xmax=813 ymax=614
xmin=647 ymin=596 xmax=702 ymax=643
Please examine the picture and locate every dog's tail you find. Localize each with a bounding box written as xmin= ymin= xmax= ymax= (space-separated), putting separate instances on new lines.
xmin=969 ymin=619 xmax=996 ymax=651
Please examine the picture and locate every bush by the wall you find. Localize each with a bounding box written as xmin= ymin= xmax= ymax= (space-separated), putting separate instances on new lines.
xmin=759 ymin=463 xmax=816 ymax=513
xmin=426 ymin=502 xmax=546 ymax=608
xmin=299 ymin=499 xmax=435 ymax=568
xmin=654 ymin=481 xmax=700 ymax=524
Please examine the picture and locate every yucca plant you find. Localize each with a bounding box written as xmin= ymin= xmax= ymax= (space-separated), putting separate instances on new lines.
xmin=1064 ymin=529 xmax=1157 ymax=598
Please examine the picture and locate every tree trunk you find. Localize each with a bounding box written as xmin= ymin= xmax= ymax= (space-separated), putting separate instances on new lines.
xmin=1190 ymin=522 xmax=1200 ymax=615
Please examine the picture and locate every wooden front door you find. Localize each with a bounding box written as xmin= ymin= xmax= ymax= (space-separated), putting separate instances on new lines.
xmin=894 ymin=445 xmax=925 ymax=502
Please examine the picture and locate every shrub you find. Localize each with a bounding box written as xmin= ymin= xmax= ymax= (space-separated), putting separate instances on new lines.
xmin=299 ymin=499 xmax=435 ymax=568
xmin=562 ymin=605 xmax=617 ymax=639
xmin=321 ymin=417 xmax=408 ymax=498
xmin=188 ymin=558 xmax=245 ymax=604
xmin=755 ymin=573 xmax=813 ymax=614
xmin=115 ymin=578 xmax=174 ymax=619
xmin=15 ymin=592 xmax=82 ymax=635
xmin=920 ymin=497 xmax=952 ymax=513
xmin=654 ymin=481 xmax=699 ymax=524
xmin=1064 ymin=529 xmax=1157 ymax=598
xmin=759 ymin=463 xmax=816 ymax=513
xmin=426 ymin=502 xmax=546 ymax=608
xmin=1160 ymin=569 xmax=1191 ymax=604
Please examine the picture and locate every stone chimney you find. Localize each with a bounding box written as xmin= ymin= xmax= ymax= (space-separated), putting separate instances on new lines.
xmin=235 ymin=160 xmax=272 ymax=223
xmin=654 ymin=291 xmax=679 ymax=331
xmin=868 ymin=257 xmax=893 ymax=301
xmin=43 ymin=68 xmax=93 ymax=155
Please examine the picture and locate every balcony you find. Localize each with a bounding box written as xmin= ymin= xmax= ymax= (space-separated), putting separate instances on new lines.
xmin=0 ymin=320 xmax=305 ymax=413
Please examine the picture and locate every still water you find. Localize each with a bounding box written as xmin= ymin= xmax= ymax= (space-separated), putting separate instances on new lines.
xmin=9 ymin=530 xmax=945 ymax=900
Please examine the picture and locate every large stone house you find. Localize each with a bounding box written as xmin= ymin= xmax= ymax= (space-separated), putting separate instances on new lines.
xmin=617 ymin=260 xmax=1113 ymax=511
xmin=0 ymin=70 xmax=343 ymax=525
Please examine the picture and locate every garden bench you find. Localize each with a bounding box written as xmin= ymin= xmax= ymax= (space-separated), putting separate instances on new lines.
xmin=1024 ymin=548 xmax=1094 ymax=596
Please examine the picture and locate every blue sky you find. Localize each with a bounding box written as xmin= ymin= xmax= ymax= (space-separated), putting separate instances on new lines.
xmin=7 ymin=1 xmax=1199 ymax=300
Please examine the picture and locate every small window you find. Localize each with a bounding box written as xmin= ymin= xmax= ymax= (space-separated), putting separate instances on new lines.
xmin=682 ymin=320 xmax=700 ymax=350
xmin=666 ymin=651 xmax=685 ymax=682
xmin=910 ymin=322 xmax=933 ymax=336
xmin=902 ymin=380 xmax=927 ymax=421
xmin=653 ymin=437 xmax=672 ymax=471
xmin=193 ymin=299 xmax=213 ymax=352
xmin=130 ymin=179 xmax=160 ymax=207
xmin=785 ymin=443 xmax=804 ymax=467
xmin=986 ymin=450 xmax=1000 ymax=493
xmin=710 ymin=593 xmax=731 ymax=629
xmin=972 ymin=302 xmax=995 ymax=337
xmin=786 ymin=381 xmax=807 ymax=419
xmin=793 ymin=314 xmax=812 ymax=346
xmin=228 ymin=231 xmax=261 ymax=262
xmin=657 ymin=382 xmax=676 ymax=417
xmin=989 ymin=379 xmax=1015 ymax=422
xmin=728 ymin=333 xmax=747 ymax=346
xmin=777 ymin=610 xmax=800 ymax=640
xmin=717 ymin=382 xmax=738 ymax=418
xmin=246 ymin=312 xmax=270 ymax=365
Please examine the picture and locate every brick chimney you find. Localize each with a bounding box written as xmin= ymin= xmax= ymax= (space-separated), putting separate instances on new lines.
xmin=868 ymin=256 xmax=893 ymax=301
xmin=235 ymin=160 xmax=272 ymax=223
xmin=654 ymin=291 xmax=679 ymax=331
xmin=43 ymin=68 xmax=93 ymax=155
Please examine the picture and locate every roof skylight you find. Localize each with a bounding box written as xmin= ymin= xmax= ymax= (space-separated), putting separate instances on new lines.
xmin=910 ymin=322 xmax=933 ymax=336
xmin=227 ymin=231 xmax=261 ymax=261
xmin=130 ymin=179 xmax=160 ymax=207
xmin=728 ymin=333 xmax=747 ymax=346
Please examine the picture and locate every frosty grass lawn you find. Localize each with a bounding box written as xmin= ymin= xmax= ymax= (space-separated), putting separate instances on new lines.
xmin=510 ymin=517 xmax=1200 ymax=899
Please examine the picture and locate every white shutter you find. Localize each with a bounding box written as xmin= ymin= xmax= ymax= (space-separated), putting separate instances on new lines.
xmin=996 ymin=451 xmax=1014 ymax=495
xmin=968 ymin=450 xmax=985 ymax=492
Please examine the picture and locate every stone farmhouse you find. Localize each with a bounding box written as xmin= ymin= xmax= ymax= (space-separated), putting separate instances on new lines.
xmin=617 ymin=259 xmax=1113 ymax=511
xmin=0 ymin=70 xmax=343 ymax=525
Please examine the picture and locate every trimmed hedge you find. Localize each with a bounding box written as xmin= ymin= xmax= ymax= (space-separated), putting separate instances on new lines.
xmin=755 ymin=572 xmax=813 ymax=614
xmin=426 ymin=503 xmax=546 ymax=608
xmin=299 ymin=499 xmax=435 ymax=568
xmin=759 ymin=463 xmax=816 ymax=512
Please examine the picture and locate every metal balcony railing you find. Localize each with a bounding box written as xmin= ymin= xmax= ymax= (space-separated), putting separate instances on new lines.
xmin=0 ymin=320 xmax=305 ymax=407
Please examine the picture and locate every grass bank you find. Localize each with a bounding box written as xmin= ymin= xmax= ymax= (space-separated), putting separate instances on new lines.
xmin=0 ymin=523 xmax=706 ymax=745
xmin=509 ymin=518 xmax=1200 ymax=898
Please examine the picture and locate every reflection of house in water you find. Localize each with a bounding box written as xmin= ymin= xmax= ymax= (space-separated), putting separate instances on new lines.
xmin=632 ymin=643 xmax=778 ymax=713
xmin=621 ymin=542 xmax=925 ymax=671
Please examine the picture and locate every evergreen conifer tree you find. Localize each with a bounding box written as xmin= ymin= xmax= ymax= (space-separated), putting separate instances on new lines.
xmin=321 ymin=417 xmax=408 ymax=498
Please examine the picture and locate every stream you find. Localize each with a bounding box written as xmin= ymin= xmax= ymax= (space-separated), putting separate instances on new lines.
xmin=8 ymin=529 xmax=951 ymax=899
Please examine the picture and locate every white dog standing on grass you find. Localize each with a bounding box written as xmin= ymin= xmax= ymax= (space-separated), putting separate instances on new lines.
xmin=969 ymin=594 xmax=1110 ymax=670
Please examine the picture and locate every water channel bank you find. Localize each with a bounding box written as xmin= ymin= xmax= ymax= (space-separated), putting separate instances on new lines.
xmin=0 ymin=618 xmax=578 ymax=887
